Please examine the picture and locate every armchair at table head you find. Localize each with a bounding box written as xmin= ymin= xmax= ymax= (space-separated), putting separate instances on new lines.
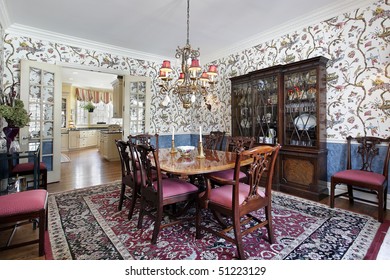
xmin=330 ymin=136 xmax=390 ymax=222
xmin=203 ymin=131 xmax=225 ymax=150
xmin=135 ymin=142 xmax=199 ymax=244
xmin=196 ymin=144 xmax=281 ymax=259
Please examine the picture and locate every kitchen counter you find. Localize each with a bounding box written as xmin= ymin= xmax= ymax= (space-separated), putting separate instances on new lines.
xmin=100 ymin=130 xmax=122 ymax=134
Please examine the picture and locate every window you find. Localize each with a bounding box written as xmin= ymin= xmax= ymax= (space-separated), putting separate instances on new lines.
xmin=76 ymin=100 xmax=113 ymax=125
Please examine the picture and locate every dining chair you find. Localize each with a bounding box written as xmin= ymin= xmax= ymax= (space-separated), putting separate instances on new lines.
xmin=8 ymin=146 xmax=47 ymax=190
xmin=205 ymin=136 xmax=256 ymax=186
xmin=203 ymin=131 xmax=225 ymax=150
xmin=330 ymin=136 xmax=390 ymax=222
xmin=196 ymin=144 xmax=281 ymax=259
xmin=0 ymin=189 xmax=48 ymax=256
xmin=128 ymin=133 xmax=159 ymax=149
xmin=115 ymin=140 xmax=139 ymax=217
xmin=135 ymin=142 xmax=199 ymax=244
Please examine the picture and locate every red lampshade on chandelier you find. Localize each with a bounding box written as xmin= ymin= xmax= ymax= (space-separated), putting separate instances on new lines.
xmin=158 ymin=0 xmax=218 ymax=109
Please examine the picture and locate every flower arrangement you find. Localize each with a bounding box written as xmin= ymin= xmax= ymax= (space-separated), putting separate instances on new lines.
xmin=81 ymin=101 xmax=96 ymax=112
xmin=0 ymin=87 xmax=30 ymax=128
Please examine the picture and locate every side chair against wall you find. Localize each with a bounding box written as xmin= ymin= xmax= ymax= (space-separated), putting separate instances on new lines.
xmin=135 ymin=143 xmax=199 ymax=244
xmin=206 ymin=136 xmax=256 ymax=185
xmin=203 ymin=131 xmax=226 ymax=150
xmin=330 ymin=136 xmax=390 ymax=222
xmin=196 ymin=144 xmax=281 ymax=259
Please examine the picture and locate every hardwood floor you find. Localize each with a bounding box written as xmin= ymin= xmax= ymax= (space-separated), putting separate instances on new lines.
xmin=0 ymin=147 xmax=388 ymax=260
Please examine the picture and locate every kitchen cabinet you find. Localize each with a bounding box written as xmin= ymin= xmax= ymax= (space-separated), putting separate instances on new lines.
xmin=61 ymin=132 xmax=69 ymax=151
xmin=68 ymin=130 xmax=97 ymax=150
xmin=230 ymin=56 xmax=329 ymax=201
xmin=112 ymin=76 xmax=123 ymax=118
xmin=100 ymin=131 xmax=122 ymax=161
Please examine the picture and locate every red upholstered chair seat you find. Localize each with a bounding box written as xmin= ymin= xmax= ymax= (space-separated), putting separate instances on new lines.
xmin=0 ymin=190 xmax=47 ymax=217
xmin=0 ymin=189 xmax=48 ymax=256
xmin=10 ymin=162 xmax=48 ymax=190
xmin=332 ymin=170 xmax=385 ymax=190
xmin=207 ymin=183 xmax=265 ymax=209
xmin=206 ymin=169 xmax=247 ymax=183
xmin=11 ymin=162 xmax=47 ymax=173
xmin=152 ymin=178 xmax=199 ymax=199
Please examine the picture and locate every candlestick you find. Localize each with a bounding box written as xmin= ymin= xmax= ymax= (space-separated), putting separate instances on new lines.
xmin=170 ymin=139 xmax=177 ymax=154
xmin=197 ymin=141 xmax=205 ymax=158
xmin=199 ymin=126 xmax=202 ymax=142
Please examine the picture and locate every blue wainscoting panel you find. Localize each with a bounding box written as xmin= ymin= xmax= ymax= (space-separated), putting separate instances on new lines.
xmin=159 ymin=134 xmax=193 ymax=149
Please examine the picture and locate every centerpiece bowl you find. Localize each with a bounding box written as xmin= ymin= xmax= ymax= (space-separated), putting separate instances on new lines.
xmin=176 ymin=146 xmax=195 ymax=157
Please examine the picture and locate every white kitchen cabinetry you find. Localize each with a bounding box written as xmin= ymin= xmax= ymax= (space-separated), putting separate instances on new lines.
xmin=68 ymin=130 xmax=98 ymax=150
xmin=112 ymin=76 xmax=123 ymax=118
xmin=100 ymin=131 xmax=122 ymax=161
xmin=61 ymin=133 xmax=69 ymax=151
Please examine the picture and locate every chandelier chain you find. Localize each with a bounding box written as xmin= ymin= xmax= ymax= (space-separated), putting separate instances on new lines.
xmin=186 ymin=0 xmax=190 ymax=45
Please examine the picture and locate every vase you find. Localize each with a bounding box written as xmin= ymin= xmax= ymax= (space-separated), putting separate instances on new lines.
xmin=3 ymin=126 xmax=20 ymax=152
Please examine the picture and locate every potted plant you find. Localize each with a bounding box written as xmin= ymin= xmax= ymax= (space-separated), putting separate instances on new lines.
xmin=81 ymin=101 xmax=96 ymax=112
xmin=0 ymin=98 xmax=31 ymax=150
xmin=0 ymin=99 xmax=31 ymax=128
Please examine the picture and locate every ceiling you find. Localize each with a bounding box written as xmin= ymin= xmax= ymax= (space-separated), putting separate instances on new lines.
xmin=2 ymin=0 xmax=363 ymax=88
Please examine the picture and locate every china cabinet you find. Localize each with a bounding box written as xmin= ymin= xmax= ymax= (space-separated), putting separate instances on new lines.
xmin=230 ymin=56 xmax=329 ymax=200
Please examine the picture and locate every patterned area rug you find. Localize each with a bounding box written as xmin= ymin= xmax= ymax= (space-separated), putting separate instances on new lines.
xmin=48 ymin=181 xmax=380 ymax=260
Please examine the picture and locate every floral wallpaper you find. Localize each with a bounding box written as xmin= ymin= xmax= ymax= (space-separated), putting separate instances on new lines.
xmin=212 ymin=0 xmax=389 ymax=140
xmin=0 ymin=22 xmax=4 ymax=96
xmin=1 ymin=0 xmax=389 ymax=141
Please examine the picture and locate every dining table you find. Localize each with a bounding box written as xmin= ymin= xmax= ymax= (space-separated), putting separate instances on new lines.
xmin=157 ymin=148 xmax=253 ymax=176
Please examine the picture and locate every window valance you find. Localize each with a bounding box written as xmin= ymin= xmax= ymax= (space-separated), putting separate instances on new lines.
xmin=75 ymin=88 xmax=112 ymax=104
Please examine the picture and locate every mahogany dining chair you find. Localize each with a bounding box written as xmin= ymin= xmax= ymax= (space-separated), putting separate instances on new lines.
xmin=135 ymin=142 xmax=199 ymax=244
xmin=196 ymin=144 xmax=281 ymax=259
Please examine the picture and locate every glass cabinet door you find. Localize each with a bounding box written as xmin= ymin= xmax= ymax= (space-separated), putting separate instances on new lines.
xmin=231 ymin=78 xmax=252 ymax=137
xmin=283 ymin=69 xmax=318 ymax=147
xmin=253 ymin=74 xmax=279 ymax=144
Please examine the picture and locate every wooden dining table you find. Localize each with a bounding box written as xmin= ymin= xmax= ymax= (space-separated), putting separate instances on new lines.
xmin=157 ymin=148 xmax=253 ymax=176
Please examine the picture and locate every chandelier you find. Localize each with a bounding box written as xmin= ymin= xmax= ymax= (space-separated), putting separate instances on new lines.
xmin=158 ymin=0 xmax=218 ymax=109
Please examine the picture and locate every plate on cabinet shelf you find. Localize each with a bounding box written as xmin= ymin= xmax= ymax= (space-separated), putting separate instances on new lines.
xmin=293 ymin=114 xmax=316 ymax=130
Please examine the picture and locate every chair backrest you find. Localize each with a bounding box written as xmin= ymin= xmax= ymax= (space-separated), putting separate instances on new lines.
xmin=224 ymin=136 xmax=255 ymax=152
xmin=134 ymin=142 xmax=163 ymax=200
xmin=129 ymin=133 xmax=159 ymax=150
xmin=346 ymin=136 xmax=390 ymax=178
xmin=203 ymin=131 xmax=225 ymax=150
xmin=115 ymin=140 xmax=132 ymax=178
xmin=234 ymin=144 xmax=281 ymax=207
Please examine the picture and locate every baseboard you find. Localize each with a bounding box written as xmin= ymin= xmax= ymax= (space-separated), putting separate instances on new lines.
xmin=328 ymin=184 xmax=390 ymax=210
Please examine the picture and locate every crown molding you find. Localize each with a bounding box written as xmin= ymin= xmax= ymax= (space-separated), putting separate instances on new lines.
xmin=6 ymin=23 xmax=173 ymax=63
xmin=202 ymin=0 xmax=377 ymax=63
